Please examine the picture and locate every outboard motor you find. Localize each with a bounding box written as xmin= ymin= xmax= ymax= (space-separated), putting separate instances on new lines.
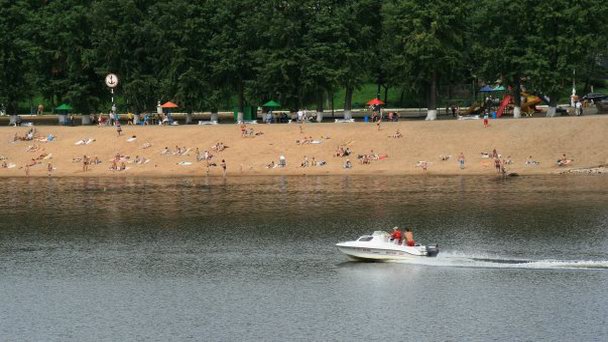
xmin=426 ymin=244 xmax=439 ymax=257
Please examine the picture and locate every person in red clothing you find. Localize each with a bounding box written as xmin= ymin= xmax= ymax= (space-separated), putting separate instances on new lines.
xmin=404 ymin=228 xmax=415 ymax=247
xmin=390 ymin=227 xmax=402 ymax=244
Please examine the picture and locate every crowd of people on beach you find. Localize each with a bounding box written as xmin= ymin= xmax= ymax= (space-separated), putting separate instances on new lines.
xmin=4 ymin=114 xmax=589 ymax=178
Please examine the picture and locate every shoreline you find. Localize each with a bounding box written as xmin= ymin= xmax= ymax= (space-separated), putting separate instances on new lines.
xmin=2 ymin=116 xmax=607 ymax=178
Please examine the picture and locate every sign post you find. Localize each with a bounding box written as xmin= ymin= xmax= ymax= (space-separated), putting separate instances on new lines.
xmin=105 ymin=73 xmax=119 ymax=123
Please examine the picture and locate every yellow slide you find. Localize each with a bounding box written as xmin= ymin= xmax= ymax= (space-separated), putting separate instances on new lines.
xmin=521 ymin=93 xmax=542 ymax=115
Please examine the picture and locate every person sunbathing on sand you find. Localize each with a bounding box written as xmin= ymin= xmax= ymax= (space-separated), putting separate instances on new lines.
xmin=301 ymin=156 xmax=309 ymax=167
xmin=525 ymin=156 xmax=540 ymax=166
xmin=211 ymin=142 xmax=225 ymax=152
xmin=27 ymin=158 xmax=38 ymax=167
xmin=173 ymin=145 xmax=181 ymax=155
xmin=161 ymin=147 xmax=170 ymax=155
xmin=26 ymin=144 xmax=40 ymax=152
xmin=335 ymin=146 xmax=344 ymax=157
xmin=390 ymin=129 xmax=403 ymax=138
xmin=34 ymin=153 xmax=50 ymax=161
xmin=359 ymin=155 xmax=370 ymax=165
xmin=344 ymin=159 xmax=352 ymax=169
xmin=266 ymin=161 xmax=276 ymax=169
xmin=557 ymin=154 xmax=573 ymax=167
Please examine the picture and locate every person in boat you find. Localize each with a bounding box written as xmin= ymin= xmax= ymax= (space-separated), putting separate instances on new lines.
xmin=390 ymin=227 xmax=402 ymax=244
xmin=404 ymin=228 xmax=415 ymax=247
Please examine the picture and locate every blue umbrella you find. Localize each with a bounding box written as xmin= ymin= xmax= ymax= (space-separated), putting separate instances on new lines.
xmin=479 ymin=85 xmax=494 ymax=92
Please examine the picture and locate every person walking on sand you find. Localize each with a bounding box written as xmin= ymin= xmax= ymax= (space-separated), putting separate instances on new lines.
xmin=25 ymin=164 xmax=30 ymax=177
xmin=116 ymin=120 xmax=122 ymax=136
xmin=220 ymin=159 xmax=226 ymax=177
xmin=47 ymin=162 xmax=53 ymax=176
xmin=483 ymin=112 xmax=489 ymax=128
xmin=458 ymin=152 xmax=465 ymax=169
xmin=82 ymin=155 xmax=89 ymax=172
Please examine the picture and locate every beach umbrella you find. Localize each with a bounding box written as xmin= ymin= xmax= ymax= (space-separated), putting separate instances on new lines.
xmin=55 ymin=103 xmax=73 ymax=111
xmin=367 ymin=98 xmax=385 ymax=106
xmin=479 ymin=85 xmax=494 ymax=92
xmin=493 ymin=85 xmax=505 ymax=91
xmin=161 ymin=101 xmax=179 ymax=108
xmin=262 ymin=100 xmax=281 ymax=108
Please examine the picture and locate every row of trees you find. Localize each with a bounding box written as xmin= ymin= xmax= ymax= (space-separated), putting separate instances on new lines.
xmin=1 ymin=0 xmax=607 ymax=120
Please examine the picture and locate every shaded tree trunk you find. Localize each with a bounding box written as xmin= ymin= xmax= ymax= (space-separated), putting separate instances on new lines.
xmin=344 ymin=86 xmax=353 ymax=120
xmin=546 ymin=94 xmax=558 ymax=117
xmin=331 ymin=91 xmax=335 ymax=118
xmin=316 ymin=90 xmax=324 ymax=122
xmin=237 ymin=80 xmax=244 ymax=123
xmin=425 ymin=71 xmax=438 ymax=120
xmin=210 ymin=108 xmax=219 ymax=122
xmin=383 ymin=86 xmax=389 ymax=106
xmin=513 ymin=76 xmax=522 ymax=119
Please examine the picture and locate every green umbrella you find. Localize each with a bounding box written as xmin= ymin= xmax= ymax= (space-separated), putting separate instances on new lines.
xmin=55 ymin=103 xmax=73 ymax=111
xmin=262 ymin=100 xmax=281 ymax=108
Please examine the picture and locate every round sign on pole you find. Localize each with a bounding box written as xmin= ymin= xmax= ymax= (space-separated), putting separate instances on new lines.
xmin=105 ymin=73 xmax=119 ymax=88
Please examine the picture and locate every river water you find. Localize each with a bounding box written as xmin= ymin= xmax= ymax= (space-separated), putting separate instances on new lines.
xmin=1 ymin=176 xmax=607 ymax=341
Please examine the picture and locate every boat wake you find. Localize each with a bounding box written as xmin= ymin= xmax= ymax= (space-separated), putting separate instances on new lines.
xmin=389 ymin=252 xmax=608 ymax=270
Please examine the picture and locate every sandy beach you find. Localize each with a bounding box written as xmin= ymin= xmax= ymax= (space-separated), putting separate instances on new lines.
xmin=1 ymin=116 xmax=607 ymax=177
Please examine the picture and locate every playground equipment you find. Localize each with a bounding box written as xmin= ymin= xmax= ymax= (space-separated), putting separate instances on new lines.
xmin=521 ymin=93 xmax=542 ymax=116
xmin=493 ymin=93 xmax=542 ymax=117
xmin=496 ymin=95 xmax=512 ymax=117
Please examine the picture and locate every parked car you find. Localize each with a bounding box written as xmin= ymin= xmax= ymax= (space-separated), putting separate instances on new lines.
xmin=581 ymin=93 xmax=608 ymax=101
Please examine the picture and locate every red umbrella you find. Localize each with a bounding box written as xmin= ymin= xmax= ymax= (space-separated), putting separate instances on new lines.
xmin=367 ymin=98 xmax=385 ymax=106
xmin=161 ymin=101 xmax=178 ymax=108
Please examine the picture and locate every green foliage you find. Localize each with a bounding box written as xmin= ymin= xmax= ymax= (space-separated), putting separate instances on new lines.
xmin=1 ymin=0 xmax=607 ymax=115
xmin=0 ymin=0 xmax=40 ymax=114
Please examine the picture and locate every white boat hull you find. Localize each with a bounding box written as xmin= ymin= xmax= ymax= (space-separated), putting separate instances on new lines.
xmin=336 ymin=231 xmax=439 ymax=261
xmin=337 ymin=246 xmax=424 ymax=261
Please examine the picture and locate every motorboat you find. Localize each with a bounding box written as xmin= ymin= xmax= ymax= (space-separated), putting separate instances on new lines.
xmin=336 ymin=231 xmax=439 ymax=261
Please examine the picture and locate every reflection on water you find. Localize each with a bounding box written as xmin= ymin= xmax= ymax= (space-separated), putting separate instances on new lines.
xmin=0 ymin=176 xmax=607 ymax=341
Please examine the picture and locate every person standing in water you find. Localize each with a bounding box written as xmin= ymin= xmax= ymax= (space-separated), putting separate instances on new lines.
xmin=458 ymin=152 xmax=465 ymax=169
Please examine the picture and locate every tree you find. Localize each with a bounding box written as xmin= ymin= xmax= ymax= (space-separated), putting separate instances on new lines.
xmin=208 ymin=0 xmax=261 ymax=122
xmin=89 ymin=0 xmax=158 ymax=114
xmin=0 ymin=0 xmax=38 ymax=115
xmin=35 ymin=0 xmax=103 ymax=115
xmin=383 ymin=0 xmax=470 ymax=120
xmin=471 ymin=0 xmax=530 ymax=118
xmin=523 ymin=0 xmax=608 ymax=116
xmin=335 ymin=0 xmax=382 ymax=120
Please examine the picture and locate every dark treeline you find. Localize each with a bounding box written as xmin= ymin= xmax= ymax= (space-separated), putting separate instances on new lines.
xmin=1 ymin=0 xmax=607 ymax=119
